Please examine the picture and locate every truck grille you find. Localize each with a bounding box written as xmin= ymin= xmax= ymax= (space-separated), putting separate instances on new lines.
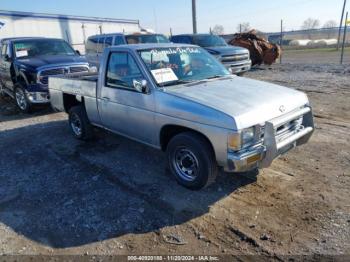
xmin=221 ymin=54 xmax=249 ymax=63
xmin=69 ymin=66 xmax=90 ymax=74
xmin=38 ymin=66 xmax=89 ymax=85
xmin=275 ymin=117 xmax=304 ymax=142
xmin=259 ymin=116 xmax=304 ymax=142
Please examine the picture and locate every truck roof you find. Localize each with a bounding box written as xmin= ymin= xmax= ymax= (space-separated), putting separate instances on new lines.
xmin=171 ymin=34 xmax=214 ymax=37
xmin=87 ymin=32 xmax=165 ymax=39
xmin=117 ymin=43 xmax=197 ymax=50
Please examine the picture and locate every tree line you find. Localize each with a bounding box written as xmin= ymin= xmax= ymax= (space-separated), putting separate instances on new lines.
xmin=210 ymin=19 xmax=338 ymax=35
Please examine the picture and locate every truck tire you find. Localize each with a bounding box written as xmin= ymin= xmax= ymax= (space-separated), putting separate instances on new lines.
xmin=68 ymin=105 xmax=93 ymax=140
xmin=166 ymin=132 xmax=218 ymax=190
xmin=14 ymin=84 xmax=32 ymax=113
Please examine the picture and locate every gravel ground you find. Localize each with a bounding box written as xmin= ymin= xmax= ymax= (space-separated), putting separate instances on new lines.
xmin=0 ymin=62 xmax=349 ymax=259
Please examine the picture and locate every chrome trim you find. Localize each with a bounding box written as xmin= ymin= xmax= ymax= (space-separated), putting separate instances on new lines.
xmin=37 ymin=64 xmax=90 ymax=85
xmin=226 ymin=107 xmax=314 ymax=172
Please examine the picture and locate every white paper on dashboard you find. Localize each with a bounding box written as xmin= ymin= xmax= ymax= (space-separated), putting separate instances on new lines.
xmin=151 ymin=68 xmax=178 ymax=84
xmin=16 ymin=50 xmax=28 ymax=57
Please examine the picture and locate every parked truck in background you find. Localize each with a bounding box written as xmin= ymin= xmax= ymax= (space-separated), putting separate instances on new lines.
xmin=170 ymin=34 xmax=251 ymax=75
xmin=85 ymin=33 xmax=170 ymax=67
xmin=49 ymin=44 xmax=314 ymax=190
xmin=0 ymin=37 xmax=93 ymax=112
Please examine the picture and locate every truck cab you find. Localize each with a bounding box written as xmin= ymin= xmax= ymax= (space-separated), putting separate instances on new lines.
xmin=0 ymin=37 xmax=92 ymax=112
xmin=85 ymin=33 xmax=170 ymax=68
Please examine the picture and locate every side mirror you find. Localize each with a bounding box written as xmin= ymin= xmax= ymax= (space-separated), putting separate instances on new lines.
xmin=133 ymin=79 xmax=150 ymax=94
xmin=75 ymin=50 xmax=81 ymax=56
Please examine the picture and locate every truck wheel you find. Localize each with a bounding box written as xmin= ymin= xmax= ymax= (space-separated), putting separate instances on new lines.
xmin=14 ymin=84 xmax=32 ymax=113
xmin=68 ymin=106 xmax=93 ymax=140
xmin=166 ymin=132 xmax=218 ymax=190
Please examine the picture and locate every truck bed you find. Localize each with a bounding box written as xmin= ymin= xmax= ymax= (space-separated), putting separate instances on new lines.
xmin=49 ymin=73 xmax=99 ymax=113
xmin=49 ymin=73 xmax=98 ymax=97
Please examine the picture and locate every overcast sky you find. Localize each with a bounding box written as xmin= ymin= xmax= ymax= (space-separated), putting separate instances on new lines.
xmin=0 ymin=0 xmax=346 ymax=34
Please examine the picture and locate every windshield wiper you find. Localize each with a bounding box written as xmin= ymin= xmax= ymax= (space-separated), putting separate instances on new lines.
xmin=205 ymin=75 xmax=226 ymax=80
xmin=161 ymin=79 xmax=195 ymax=87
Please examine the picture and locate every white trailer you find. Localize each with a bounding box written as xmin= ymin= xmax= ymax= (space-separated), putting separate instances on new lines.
xmin=0 ymin=10 xmax=141 ymax=54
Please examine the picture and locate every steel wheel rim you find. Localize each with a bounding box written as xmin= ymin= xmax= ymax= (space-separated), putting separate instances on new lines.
xmin=70 ymin=113 xmax=82 ymax=136
xmin=15 ymin=89 xmax=27 ymax=110
xmin=173 ymin=147 xmax=199 ymax=182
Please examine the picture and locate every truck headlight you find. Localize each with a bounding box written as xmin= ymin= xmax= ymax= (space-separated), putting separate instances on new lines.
xmin=89 ymin=66 xmax=98 ymax=73
xmin=242 ymin=127 xmax=255 ymax=145
xmin=228 ymin=127 xmax=256 ymax=151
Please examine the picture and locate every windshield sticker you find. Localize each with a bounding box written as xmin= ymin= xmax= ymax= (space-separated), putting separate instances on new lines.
xmin=151 ymin=68 xmax=178 ymax=84
xmin=150 ymin=47 xmax=200 ymax=56
xmin=16 ymin=50 xmax=28 ymax=58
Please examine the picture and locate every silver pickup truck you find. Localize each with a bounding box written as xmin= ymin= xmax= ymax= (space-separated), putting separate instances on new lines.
xmin=49 ymin=43 xmax=314 ymax=190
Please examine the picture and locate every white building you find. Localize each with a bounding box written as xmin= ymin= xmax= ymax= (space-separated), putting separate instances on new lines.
xmin=0 ymin=10 xmax=141 ymax=53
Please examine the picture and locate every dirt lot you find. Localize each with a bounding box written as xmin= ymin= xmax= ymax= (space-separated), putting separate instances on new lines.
xmin=0 ymin=62 xmax=349 ymax=259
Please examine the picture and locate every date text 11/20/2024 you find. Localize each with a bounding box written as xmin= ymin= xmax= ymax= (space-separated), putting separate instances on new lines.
xmin=127 ymin=255 xmax=220 ymax=261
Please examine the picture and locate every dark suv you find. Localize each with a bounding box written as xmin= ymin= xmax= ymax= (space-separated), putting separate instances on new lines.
xmin=85 ymin=33 xmax=170 ymax=67
xmin=0 ymin=37 xmax=91 ymax=112
xmin=170 ymin=34 xmax=251 ymax=75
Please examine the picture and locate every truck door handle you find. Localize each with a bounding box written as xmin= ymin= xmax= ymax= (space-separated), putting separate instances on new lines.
xmin=102 ymin=97 xmax=110 ymax=101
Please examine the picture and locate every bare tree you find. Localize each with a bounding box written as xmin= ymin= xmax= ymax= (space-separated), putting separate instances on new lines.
xmin=212 ymin=24 xmax=224 ymax=35
xmin=237 ymin=22 xmax=251 ymax=33
xmin=323 ymin=20 xmax=337 ymax=28
xmin=323 ymin=20 xmax=337 ymax=39
xmin=301 ymin=18 xmax=320 ymax=39
xmin=301 ymin=18 xmax=320 ymax=30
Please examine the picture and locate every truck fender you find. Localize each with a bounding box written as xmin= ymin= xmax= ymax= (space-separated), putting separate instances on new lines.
xmin=16 ymin=70 xmax=30 ymax=85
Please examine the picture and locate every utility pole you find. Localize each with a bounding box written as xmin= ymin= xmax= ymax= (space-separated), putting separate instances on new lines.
xmin=240 ymin=24 xmax=242 ymax=33
xmin=337 ymin=0 xmax=347 ymax=50
xmin=192 ymin=0 xmax=197 ymax=34
xmin=340 ymin=11 xmax=348 ymax=64
xmin=280 ymin=19 xmax=283 ymax=64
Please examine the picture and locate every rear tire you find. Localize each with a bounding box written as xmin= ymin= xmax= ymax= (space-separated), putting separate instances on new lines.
xmin=166 ymin=132 xmax=218 ymax=190
xmin=68 ymin=105 xmax=93 ymax=140
xmin=14 ymin=84 xmax=32 ymax=113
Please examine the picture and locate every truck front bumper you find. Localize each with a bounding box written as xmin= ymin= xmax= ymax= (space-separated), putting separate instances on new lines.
xmin=25 ymin=84 xmax=50 ymax=104
xmin=225 ymin=107 xmax=314 ymax=172
xmin=26 ymin=91 xmax=50 ymax=104
xmin=224 ymin=60 xmax=252 ymax=74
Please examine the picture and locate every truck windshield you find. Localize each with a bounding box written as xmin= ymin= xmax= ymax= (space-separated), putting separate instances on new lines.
xmin=13 ymin=39 xmax=76 ymax=59
xmin=193 ymin=35 xmax=227 ymax=47
xmin=126 ymin=34 xmax=170 ymax=44
xmin=139 ymin=46 xmax=230 ymax=87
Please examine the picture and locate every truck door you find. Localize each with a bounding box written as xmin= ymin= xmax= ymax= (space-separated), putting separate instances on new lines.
xmin=98 ymin=51 xmax=156 ymax=144
xmin=0 ymin=42 xmax=14 ymax=90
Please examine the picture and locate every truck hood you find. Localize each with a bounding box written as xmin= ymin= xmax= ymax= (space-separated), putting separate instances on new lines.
xmin=205 ymin=46 xmax=248 ymax=56
xmin=16 ymin=55 xmax=88 ymax=70
xmin=165 ymin=76 xmax=309 ymax=130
